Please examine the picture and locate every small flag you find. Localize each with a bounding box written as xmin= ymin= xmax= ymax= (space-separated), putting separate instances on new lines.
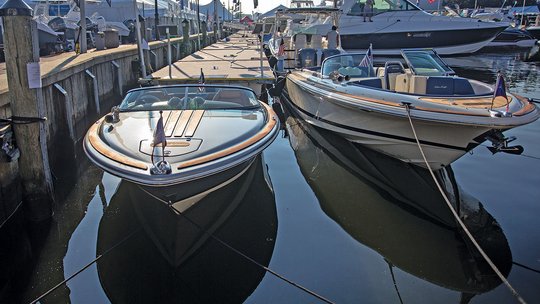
xmin=358 ymin=44 xmax=375 ymax=77
xmin=106 ymin=0 xmax=111 ymax=7
xmin=277 ymin=38 xmax=285 ymax=57
xmin=492 ymin=72 xmax=509 ymax=111
xmin=198 ymin=68 xmax=205 ymax=92
xmin=152 ymin=111 xmax=167 ymax=148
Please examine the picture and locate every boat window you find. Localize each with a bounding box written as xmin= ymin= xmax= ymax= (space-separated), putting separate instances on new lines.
xmin=119 ymin=86 xmax=260 ymax=111
xmin=347 ymin=0 xmax=419 ymax=16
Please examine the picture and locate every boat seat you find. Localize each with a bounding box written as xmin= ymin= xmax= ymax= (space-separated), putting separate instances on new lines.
xmin=395 ymin=73 xmax=411 ymax=93
xmin=383 ymin=61 xmax=406 ymax=91
xmin=298 ymin=48 xmax=317 ymax=68
xmin=311 ymin=34 xmax=323 ymax=49
xmin=212 ymin=89 xmax=250 ymax=106
xmin=294 ymin=34 xmax=307 ymax=50
xmin=410 ymin=75 xmax=428 ymax=94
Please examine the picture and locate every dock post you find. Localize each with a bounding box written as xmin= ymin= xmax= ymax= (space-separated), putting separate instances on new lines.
xmin=0 ymin=0 xmax=54 ymax=221
xmin=182 ymin=19 xmax=190 ymax=56
xmin=201 ymin=21 xmax=207 ymax=47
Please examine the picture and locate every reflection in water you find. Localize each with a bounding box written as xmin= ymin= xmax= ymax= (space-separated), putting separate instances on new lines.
xmin=96 ymin=156 xmax=278 ymax=303
xmin=285 ymin=116 xmax=512 ymax=301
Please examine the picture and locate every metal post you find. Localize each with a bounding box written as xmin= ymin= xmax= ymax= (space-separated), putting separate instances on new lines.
xmin=154 ymin=0 xmax=159 ymax=40
xmin=167 ymin=27 xmax=172 ymax=78
xmin=0 ymin=0 xmax=54 ymax=220
xmin=134 ymin=0 xmax=147 ymax=77
xmin=80 ymin=0 xmax=87 ymax=53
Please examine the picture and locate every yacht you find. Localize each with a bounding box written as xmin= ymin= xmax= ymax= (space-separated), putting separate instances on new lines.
xmin=336 ymin=0 xmax=509 ymax=55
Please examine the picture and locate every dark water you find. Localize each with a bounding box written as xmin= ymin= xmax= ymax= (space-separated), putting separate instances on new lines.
xmin=15 ymin=49 xmax=540 ymax=303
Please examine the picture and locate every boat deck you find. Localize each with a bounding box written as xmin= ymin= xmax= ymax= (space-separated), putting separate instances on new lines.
xmin=151 ymin=33 xmax=274 ymax=92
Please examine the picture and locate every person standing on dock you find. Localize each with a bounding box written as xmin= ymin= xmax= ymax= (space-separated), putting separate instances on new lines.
xmin=326 ymin=25 xmax=340 ymax=49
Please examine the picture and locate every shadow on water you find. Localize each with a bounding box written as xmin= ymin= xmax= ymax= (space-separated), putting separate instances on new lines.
xmin=95 ymin=155 xmax=278 ymax=303
xmin=283 ymin=114 xmax=512 ymax=302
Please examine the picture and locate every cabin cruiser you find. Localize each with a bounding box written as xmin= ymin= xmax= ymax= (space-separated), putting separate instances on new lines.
xmin=84 ymin=84 xmax=279 ymax=210
xmin=286 ymin=116 xmax=512 ymax=299
xmin=336 ymin=0 xmax=509 ymax=55
xmin=284 ymin=49 xmax=539 ymax=168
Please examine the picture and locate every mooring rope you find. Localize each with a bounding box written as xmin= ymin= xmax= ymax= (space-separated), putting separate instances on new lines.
xmin=0 ymin=200 xmax=23 ymax=230
xmin=403 ymin=103 xmax=527 ymax=304
xmin=137 ymin=186 xmax=336 ymax=304
xmin=29 ymin=228 xmax=141 ymax=304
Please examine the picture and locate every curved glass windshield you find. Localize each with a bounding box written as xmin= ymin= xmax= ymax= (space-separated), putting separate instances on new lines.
xmin=321 ymin=54 xmax=376 ymax=78
xmin=347 ymin=0 xmax=419 ymax=16
xmin=119 ymin=86 xmax=260 ymax=111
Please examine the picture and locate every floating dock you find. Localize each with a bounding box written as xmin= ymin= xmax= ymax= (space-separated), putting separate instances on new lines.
xmin=151 ymin=33 xmax=274 ymax=95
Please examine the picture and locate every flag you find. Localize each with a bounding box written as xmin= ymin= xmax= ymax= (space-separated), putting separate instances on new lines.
xmin=358 ymin=44 xmax=375 ymax=76
xmin=254 ymin=0 xmax=258 ymax=8
xmin=277 ymin=38 xmax=285 ymax=57
xmin=198 ymin=68 xmax=205 ymax=92
xmin=492 ymin=72 xmax=509 ymax=111
xmin=152 ymin=111 xmax=167 ymax=148
xmin=428 ymin=0 xmax=436 ymax=3
xmin=106 ymin=0 xmax=112 ymax=7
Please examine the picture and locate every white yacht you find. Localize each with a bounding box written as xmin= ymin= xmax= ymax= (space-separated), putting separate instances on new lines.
xmin=336 ymin=0 xmax=509 ymax=55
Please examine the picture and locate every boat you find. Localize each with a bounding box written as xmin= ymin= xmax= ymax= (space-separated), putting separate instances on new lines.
xmin=283 ymin=48 xmax=539 ymax=168
xmin=486 ymin=27 xmax=538 ymax=48
xmin=286 ymin=115 xmax=512 ymax=299
xmin=96 ymin=156 xmax=277 ymax=300
xmin=83 ymin=84 xmax=280 ymax=212
xmin=336 ymin=0 xmax=509 ymax=55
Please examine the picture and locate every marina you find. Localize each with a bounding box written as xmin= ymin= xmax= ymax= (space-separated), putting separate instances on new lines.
xmin=1 ymin=0 xmax=540 ymax=303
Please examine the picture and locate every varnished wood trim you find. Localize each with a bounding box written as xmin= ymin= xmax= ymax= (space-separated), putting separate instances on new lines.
xmin=184 ymin=110 xmax=205 ymax=137
xmin=165 ymin=110 xmax=182 ymax=137
xmin=88 ymin=119 xmax=148 ymax=170
xmin=174 ymin=110 xmax=193 ymax=137
xmin=512 ymin=94 xmax=538 ymax=117
xmin=178 ymin=103 xmax=277 ymax=169
xmin=151 ymin=140 xmax=191 ymax=147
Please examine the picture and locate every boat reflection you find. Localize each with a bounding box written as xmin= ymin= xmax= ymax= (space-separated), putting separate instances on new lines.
xmin=95 ymin=156 xmax=277 ymax=303
xmin=285 ymin=115 xmax=512 ymax=299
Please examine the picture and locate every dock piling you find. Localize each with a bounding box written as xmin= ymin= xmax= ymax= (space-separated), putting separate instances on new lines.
xmin=0 ymin=0 xmax=53 ymax=221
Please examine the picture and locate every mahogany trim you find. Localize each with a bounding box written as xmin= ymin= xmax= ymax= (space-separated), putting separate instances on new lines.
xmin=88 ymin=119 xmax=148 ymax=170
xmin=178 ymin=103 xmax=277 ymax=169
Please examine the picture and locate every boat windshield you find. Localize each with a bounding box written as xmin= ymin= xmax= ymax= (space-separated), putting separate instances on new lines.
xmin=347 ymin=0 xmax=420 ymax=16
xmin=401 ymin=49 xmax=455 ymax=76
xmin=321 ymin=53 xmax=376 ymax=78
xmin=119 ymin=86 xmax=261 ymax=111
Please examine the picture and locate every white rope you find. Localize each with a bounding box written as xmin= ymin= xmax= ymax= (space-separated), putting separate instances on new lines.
xmin=403 ymin=104 xmax=527 ymax=304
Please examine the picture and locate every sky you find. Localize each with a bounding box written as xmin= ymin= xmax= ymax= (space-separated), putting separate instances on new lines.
xmin=200 ymin=0 xmax=290 ymax=14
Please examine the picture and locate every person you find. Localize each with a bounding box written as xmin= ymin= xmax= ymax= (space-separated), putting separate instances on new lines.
xmin=364 ymin=0 xmax=374 ymax=22
xmin=326 ymin=25 xmax=340 ymax=49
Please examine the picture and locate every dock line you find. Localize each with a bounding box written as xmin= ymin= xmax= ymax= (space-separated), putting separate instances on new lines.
xmin=403 ymin=103 xmax=527 ymax=304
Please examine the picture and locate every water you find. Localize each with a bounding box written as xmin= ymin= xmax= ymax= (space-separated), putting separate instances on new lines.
xmin=16 ymin=49 xmax=540 ymax=303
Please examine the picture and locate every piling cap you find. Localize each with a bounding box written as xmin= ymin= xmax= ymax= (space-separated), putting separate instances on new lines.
xmin=0 ymin=0 xmax=33 ymax=17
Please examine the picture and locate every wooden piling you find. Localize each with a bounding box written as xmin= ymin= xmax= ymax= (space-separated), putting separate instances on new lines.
xmin=1 ymin=0 xmax=53 ymax=221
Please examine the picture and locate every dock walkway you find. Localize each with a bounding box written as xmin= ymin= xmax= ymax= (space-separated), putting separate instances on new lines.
xmin=151 ymin=33 xmax=273 ymax=93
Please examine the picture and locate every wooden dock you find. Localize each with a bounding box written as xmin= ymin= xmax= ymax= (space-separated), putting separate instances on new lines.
xmin=151 ymin=33 xmax=274 ymax=94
